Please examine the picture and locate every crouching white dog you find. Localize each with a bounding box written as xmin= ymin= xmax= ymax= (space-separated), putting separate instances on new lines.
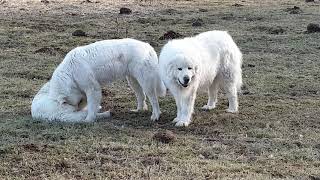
xmin=32 ymin=38 xmax=166 ymax=122
xmin=159 ymin=31 xmax=242 ymax=126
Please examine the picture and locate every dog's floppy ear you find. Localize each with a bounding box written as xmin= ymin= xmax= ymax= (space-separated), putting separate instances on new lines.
xmin=195 ymin=65 xmax=199 ymax=74
xmin=166 ymin=61 xmax=176 ymax=77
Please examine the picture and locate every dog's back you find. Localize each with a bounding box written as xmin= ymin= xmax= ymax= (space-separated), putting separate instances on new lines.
xmin=195 ymin=31 xmax=243 ymax=90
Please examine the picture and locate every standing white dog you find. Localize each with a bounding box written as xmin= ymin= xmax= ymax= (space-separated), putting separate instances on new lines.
xmin=159 ymin=31 xmax=242 ymax=126
xmin=32 ymin=38 xmax=166 ymax=122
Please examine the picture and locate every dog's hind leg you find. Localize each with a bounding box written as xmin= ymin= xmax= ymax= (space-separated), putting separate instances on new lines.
xmin=145 ymin=90 xmax=161 ymax=121
xmin=137 ymin=79 xmax=161 ymax=121
xmin=202 ymin=74 xmax=222 ymax=110
xmin=85 ymin=87 xmax=102 ymax=121
xmin=222 ymin=72 xmax=239 ymax=113
xmin=126 ymin=76 xmax=148 ymax=112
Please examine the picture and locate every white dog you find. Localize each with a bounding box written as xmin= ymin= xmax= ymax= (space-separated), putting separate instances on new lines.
xmin=32 ymin=38 xmax=166 ymax=122
xmin=159 ymin=31 xmax=242 ymax=126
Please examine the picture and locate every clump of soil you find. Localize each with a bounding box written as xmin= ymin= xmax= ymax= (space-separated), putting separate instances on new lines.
xmin=159 ymin=30 xmax=182 ymax=40
xmin=81 ymin=0 xmax=99 ymax=4
xmin=153 ymin=130 xmax=176 ymax=143
xmin=306 ymin=23 xmax=320 ymax=33
xmin=247 ymin=63 xmax=256 ymax=67
xmin=141 ymin=157 xmax=161 ymax=166
xmin=199 ymin=8 xmax=208 ymax=12
xmin=192 ymin=18 xmax=204 ymax=27
xmin=40 ymin=0 xmax=49 ymax=4
xmin=72 ymin=29 xmax=87 ymax=36
xmin=35 ymin=47 xmax=64 ymax=55
xmin=241 ymin=84 xmax=253 ymax=95
xmin=221 ymin=13 xmax=234 ymax=20
xmin=232 ymin=3 xmax=244 ymax=7
xmin=55 ymin=159 xmax=70 ymax=171
xmin=119 ymin=7 xmax=132 ymax=15
xmin=161 ymin=9 xmax=179 ymax=15
xmin=21 ymin=143 xmax=40 ymax=152
xmin=285 ymin=6 xmax=302 ymax=14
xmin=268 ymin=27 xmax=285 ymax=34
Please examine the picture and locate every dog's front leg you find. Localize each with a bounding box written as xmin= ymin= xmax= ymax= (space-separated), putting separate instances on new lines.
xmin=170 ymin=87 xmax=183 ymax=123
xmin=174 ymin=87 xmax=197 ymax=127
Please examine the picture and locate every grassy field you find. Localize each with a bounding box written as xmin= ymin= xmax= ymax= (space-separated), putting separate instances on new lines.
xmin=1 ymin=0 xmax=320 ymax=179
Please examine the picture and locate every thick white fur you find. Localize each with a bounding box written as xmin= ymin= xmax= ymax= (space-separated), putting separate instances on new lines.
xmin=159 ymin=31 xmax=242 ymax=127
xmin=32 ymin=38 xmax=166 ymax=122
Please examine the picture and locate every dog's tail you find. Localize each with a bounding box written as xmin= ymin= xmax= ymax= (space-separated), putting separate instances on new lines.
xmin=156 ymin=78 xmax=167 ymax=97
xmin=148 ymin=48 xmax=167 ymax=97
xmin=231 ymin=45 xmax=243 ymax=93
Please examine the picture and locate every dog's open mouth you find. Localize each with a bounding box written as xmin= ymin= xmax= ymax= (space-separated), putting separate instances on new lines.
xmin=178 ymin=79 xmax=188 ymax=87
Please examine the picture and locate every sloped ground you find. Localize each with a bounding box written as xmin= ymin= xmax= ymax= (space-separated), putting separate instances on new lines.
xmin=0 ymin=0 xmax=320 ymax=179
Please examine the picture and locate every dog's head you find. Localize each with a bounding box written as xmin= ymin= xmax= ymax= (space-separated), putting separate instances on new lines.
xmin=167 ymin=55 xmax=199 ymax=88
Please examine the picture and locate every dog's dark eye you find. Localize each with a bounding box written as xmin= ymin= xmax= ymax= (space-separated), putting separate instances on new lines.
xmin=188 ymin=67 xmax=192 ymax=70
xmin=178 ymin=68 xmax=182 ymax=71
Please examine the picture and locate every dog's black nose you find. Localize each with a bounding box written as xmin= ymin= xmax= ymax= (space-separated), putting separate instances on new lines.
xmin=183 ymin=76 xmax=190 ymax=84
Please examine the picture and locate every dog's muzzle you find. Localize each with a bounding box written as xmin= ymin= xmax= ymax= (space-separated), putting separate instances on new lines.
xmin=178 ymin=79 xmax=189 ymax=87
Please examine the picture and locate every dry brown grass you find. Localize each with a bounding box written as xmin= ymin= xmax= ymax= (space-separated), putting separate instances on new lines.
xmin=1 ymin=0 xmax=320 ymax=179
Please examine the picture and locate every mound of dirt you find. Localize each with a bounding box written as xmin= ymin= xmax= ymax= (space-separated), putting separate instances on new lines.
xmin=80 ymin=0 xmax=100 ymax=3
xmin=55 ymin=159 xmax=70 ymax=171
xmin=161 ymin=8 xmax=179 ymax=15
xmin=306 ymin=23 xmax=320 ymax=33
xmin=247 ymin=63 xmax=255 ymax=67
xmin=35 ymin=47 xmax=64 ymax=55
xmin=153 ymin=130 xmax=176 ymax=143
xmin=285 ymin=6 xmax=302 ymax=14
xmin=119 ymin=7 xmax=132 ymax=15
xmin=40 ymin=0 xmax=49 ymax=4
xmin=141 ymin=157 xmax=161 ymax=166
xmin=192 ymin=18 xmax=204 ymax=27
xmin=159 ymin=30 xmax=182 ymax=40
xmin=268 ymin=27 xmax=285 ymax=34
xmin=199 ymin=8 xmax=208 ymax=12
xmin=232 ymin=3 xmax=244 ymax=7
xmin=72 ymin=29 xmax=87 ymax=37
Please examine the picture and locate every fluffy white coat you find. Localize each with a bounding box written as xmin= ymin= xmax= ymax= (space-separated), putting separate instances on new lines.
xmin=32 ymin=38 xmax=166 ymax=122
xmin=159 ymin=31 xmax=242 ymax=126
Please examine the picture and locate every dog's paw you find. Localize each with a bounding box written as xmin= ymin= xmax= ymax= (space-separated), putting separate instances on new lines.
xmin=226 ymin=108 xmax=238 ymax=113
xmin=101 ymin=111 xmax=112 ymax=118
xmin=142 ymin=103 xmax=148 ymax=111
xmin=172 ymin=117 xmax=180 ymax=123
xmin=175 ymin=120 xmax=191 ymax=127
xmin=151 ymin=112 xmax=160 ymax=121
xmin=130 ymin=109 xmax=140 ymax=112
xmin=84 ymin=117 xmax=95 ymax=122
xmin=96 ymin=111 xmax=112 ymax=120
xmin=131 ymin=104 xmax=148 ymax=112
xmin=201 ymin=104 xmax=216 ymax=111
